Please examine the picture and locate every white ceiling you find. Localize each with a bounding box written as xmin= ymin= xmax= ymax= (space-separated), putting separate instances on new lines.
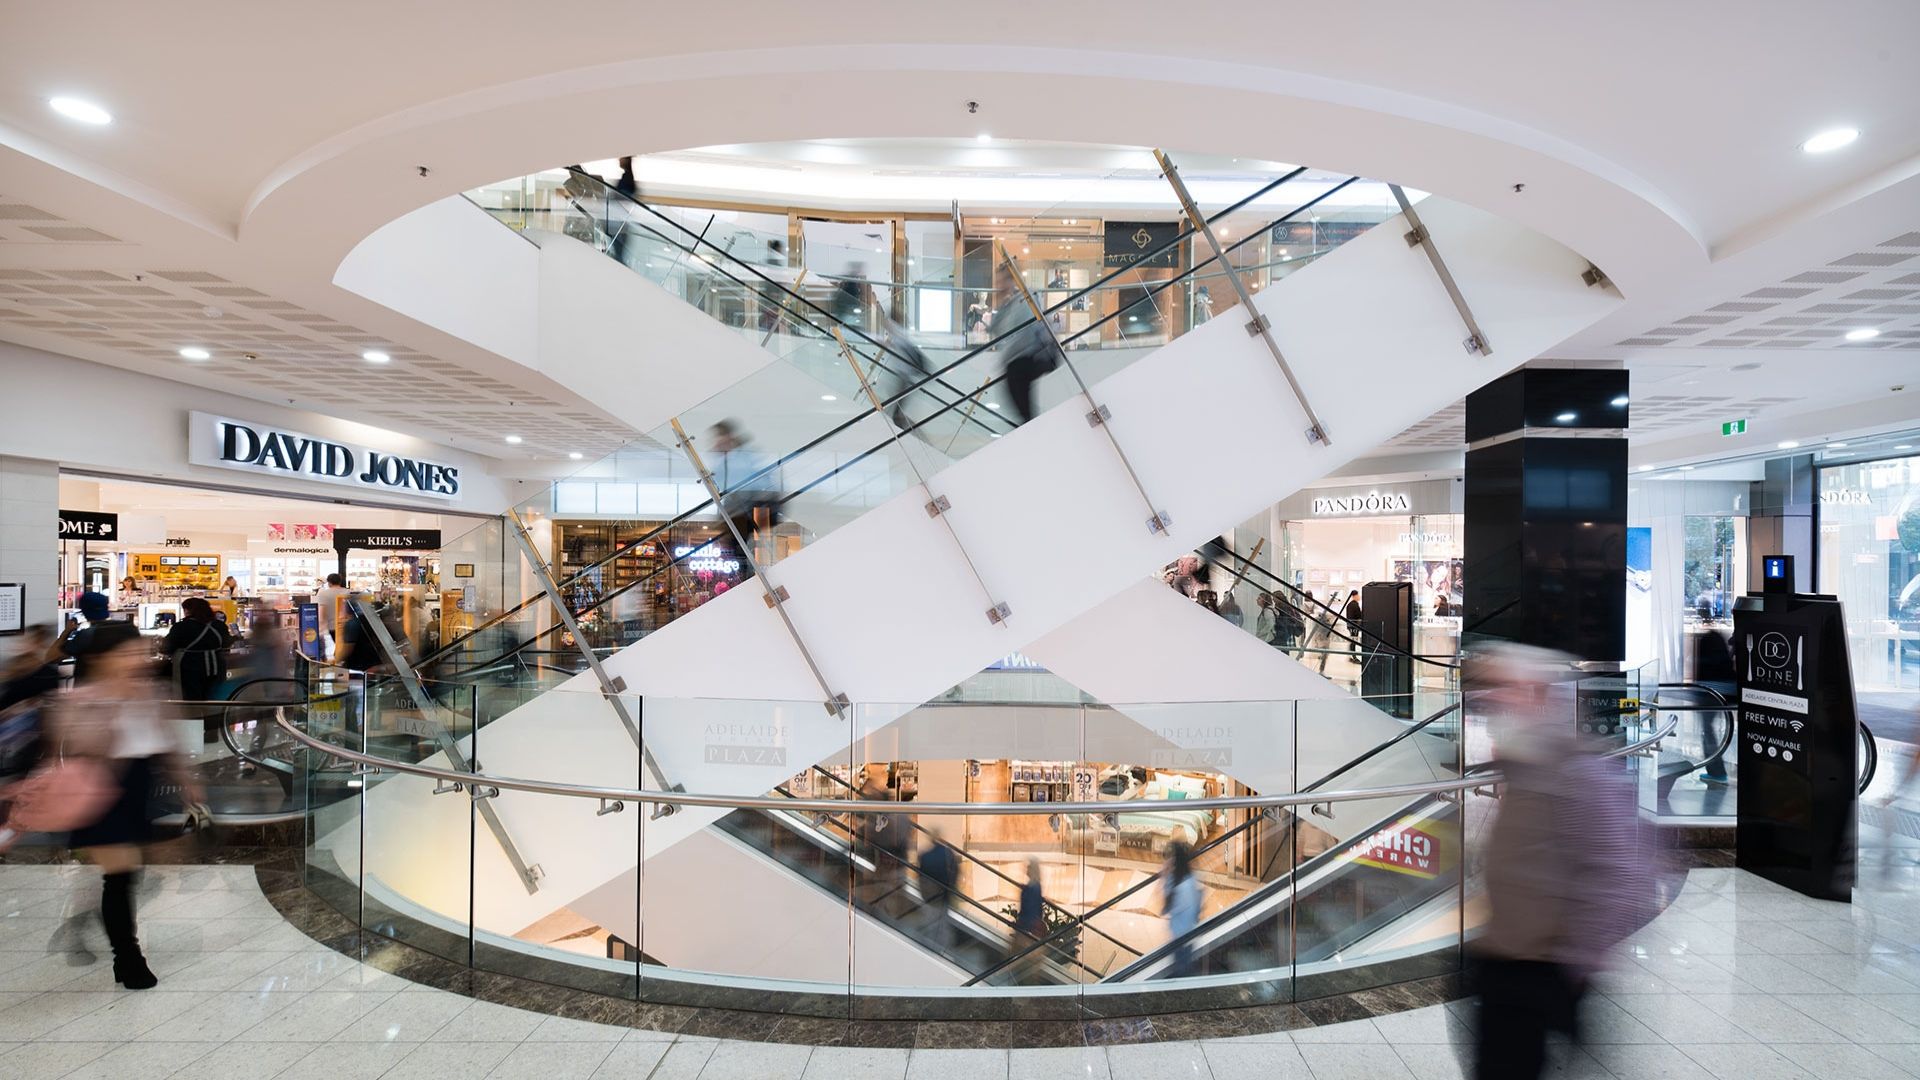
xmin=0 ymin=1 xmax=1916 ymax=480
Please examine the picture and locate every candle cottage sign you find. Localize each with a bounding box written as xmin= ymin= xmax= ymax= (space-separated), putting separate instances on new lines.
xmin=188 ymin=412 xmax=460 ymax=500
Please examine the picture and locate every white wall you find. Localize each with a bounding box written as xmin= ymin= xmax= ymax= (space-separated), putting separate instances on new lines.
xmin=0 ymin=342 xmax=515 ymax=513
xmin=0 ymin=457 xmax=58 ymax=626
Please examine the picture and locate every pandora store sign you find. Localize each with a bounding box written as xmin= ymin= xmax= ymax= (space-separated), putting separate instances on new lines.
xmin=1311 ymin=491 xmax=1412 ymax=516
xmin=188 ymin=412 xmax=460 ymax=500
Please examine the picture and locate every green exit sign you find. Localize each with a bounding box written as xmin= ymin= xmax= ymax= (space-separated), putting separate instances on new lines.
xmin=1721 ymin=419 xmax=1748 ymax=436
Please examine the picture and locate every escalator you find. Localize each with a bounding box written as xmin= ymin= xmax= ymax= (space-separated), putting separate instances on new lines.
xmin=336 ymin=164 xmax=1619 ymax=957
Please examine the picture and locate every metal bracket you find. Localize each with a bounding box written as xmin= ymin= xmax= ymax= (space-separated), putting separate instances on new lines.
xmin=1463 ymin=334 xmax=1490 ymax=356
xmin=1244 ymin=313 xmax=1271 ymax=337
xmin=1389 ymin=183 xmax=1492 ymax=359
xmin=762 ymin=585 xmax=791 ymax=608
xmin=986 ymin=602 xmax=1012 ymax=625
xmin=824 ymin=693 xmax=851 ymax=718
xmin=526 ymin=864 xmax=545 ymax=883
xmin=1147 ymin=512 xmax=1173 ymax=535
xmin=924 ymin=494 xmax=952 ymax=518
xmin=650 ymin=783 xmax=684 ymax=820
xmin=469 ymin=784 xmax=503 ymax=801
xmin=1404 ymin=225 xmax=1429 ymax=247
xmin=1581 ymin=263 xmax=1611 ymax=289
xmin=351 ymin=762 xmax=382 ymax=777
xmin=431 ymin=780 xmax=465 ymax=796
xmin=1309 ymin=802 xmax=1333 ymax=820
xmin=1305 ymin=424 xmax=1329 ymax=446
xmin=607 ymin=675 xmax=628 ymax=694
xmin=1085 ymin=404 xmax=1112 ymax=428
xmin=596 ymin=798 xmax=626 ymax=817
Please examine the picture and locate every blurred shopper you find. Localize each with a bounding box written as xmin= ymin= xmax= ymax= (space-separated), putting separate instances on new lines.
xmin=708 ymin=420 xmax=780 ymax=565
xmin=61 ymin=591 xmax=141 ymax=685
xmin=875 ymin=312 xmax=934 ymax=434
xmin=1692 ymin=602 xmax=1737 ymax=785
xmin=160 ymin=597 xmax=232 ymax=744
xmin=1255 ymin=593 xmax=1278 ymax=646
xmin=1469 ymin=643 xmax=1652 ymax=1080
xmin=1015 ymin=856 xmax=1046 ymax=940
xmin=1343 ymin=590 xmax=1363 ymax=659
xmin=833 ymin=264 xmax=870 ymax=330
xmin=1163 ymin=839 xmax=1203 ymax=977
xmin=1218 ymin=590 xmax=1245 ymax=629
xmin=917 ymin=828 xmax=959 ymax=947
xmin=989 ymin=282 xmax=1060 ymax=424
xmin=219 ymin=576 xmax=240 ymax=599
xmin=313 ymin=573 xmax=349 ymax=660
xmin=60 ymin=638 xmax=206 ymax=989
xmin=1276 ymin=597 xmax=1307 ymax=658
xmin=1 ymin=625 xmax=61 ymax=784
xmin=1303 ymin=592 xmax=1336 ymax=673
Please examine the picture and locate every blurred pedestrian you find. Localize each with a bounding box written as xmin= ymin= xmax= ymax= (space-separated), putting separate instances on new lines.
xmin=59 ymin=638 xmax=207 ymax=989
xmin=1 ymin=624 xmax=61 ymax=782
xmin=1343 ymin=589 xmax=1363 ymax=659
xmin=1468 ymin=643 xmax=1653 ymax=1080
xmin=1163 ymin=839 xmax=1203 ymax=977
xmin=988 ymin=281 xmax=1060 ymax=424
xmin=60 ymin=591 xmax=141 ymax=685
xmin=1303 ymin=592 xmax=1336 ymax=673
xmin=160 ymin=597 xmax=232 ymax=744
xmin=917 ymin=827 xmax=959 ymax=947
xmin=1255 ymin=593 xmax=1278 ymax=645
xmin=1692 ymin=601 xmax=1736 ymax=785
xmin=708 ymin=419 xmax=779 ymax=563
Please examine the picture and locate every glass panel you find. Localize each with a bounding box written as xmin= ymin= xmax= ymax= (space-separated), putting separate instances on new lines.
xmin=469 ymin=681 xmax=640 ymax=997
xmin=302 ymin=666 xmax=364 ymax=922
xmin=356 ymin=677 xmax=474 ymax=964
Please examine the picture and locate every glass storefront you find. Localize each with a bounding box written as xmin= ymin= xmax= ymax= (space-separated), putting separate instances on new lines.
xmin=1818 ymin=450 xmax=1920 ymax=693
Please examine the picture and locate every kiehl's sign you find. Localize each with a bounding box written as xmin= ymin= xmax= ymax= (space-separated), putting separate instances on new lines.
xmin=189 ymin=412 xmax=460 ymax=500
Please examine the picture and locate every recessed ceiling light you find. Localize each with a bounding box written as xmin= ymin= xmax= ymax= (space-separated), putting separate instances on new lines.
xmin=1829 ymin=442 xmax=1849 ymax=448
xmin=1897 ymin=444 xmax=1914 ymax=451
xmin=820 ymin=394 xmax=837 ymax=402
xmin=49 ymin=96 xmax=112 ymax=125
xmin=1637 ymin=464 xmax=1654 ymax=472
xmin=504 ymin=435 xmax=523 ymax=444
xmin=177 ymin=346 xmax=210 ymax=361
xmin=1799 ymin=127 xmax=1859 ymax=154
xmin=1679 ymin=465 xmax=1695 ymax=471
xmin=1555 ymin=411 xmax=1577 ymax=422
xmin=1610 ymin=395 xmax=1630 ymax=407
xmin=362 ymin=350 xmax=391 ymax=364
xmin=1844 ymin=328 xmax=1879 ymax=341
xmin=977 ymin=133 xmax=991 ymax=144
xmin=1778 ymin=440 xmax=1800 ymax=449
xmin=985 ymin=402 xmax=1000 ymax=409
xmin=568 ymin=452 xmax=584 ymax=460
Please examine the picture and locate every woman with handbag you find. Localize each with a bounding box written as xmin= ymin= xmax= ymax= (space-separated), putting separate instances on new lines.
xmin=160 ymin=597 xmax=232 ymax=744
xmin=53 ymin=637 xmax=204 ymax=989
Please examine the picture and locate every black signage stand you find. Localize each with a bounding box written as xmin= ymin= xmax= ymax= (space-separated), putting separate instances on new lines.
xmin=1359 ymin=581 xmax=1413 ymax=718
xmin=1732 ymin=588 xmax=1857 ymax=902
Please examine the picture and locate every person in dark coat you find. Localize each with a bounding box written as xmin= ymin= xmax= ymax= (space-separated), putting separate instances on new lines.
xmin=160 ymin=597 xmax=232 ymax=743
xmin=1692 ymin=602 xmax=1738 ymax=784
xmin=917 ymin=829 xmax=960 ymax=947
xmin=61 ymin=591 xmax=142 ymax=685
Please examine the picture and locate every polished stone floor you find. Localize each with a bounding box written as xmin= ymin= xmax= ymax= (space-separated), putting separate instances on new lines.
xmin=3 ymin=858 xmax=1920 ymax=1078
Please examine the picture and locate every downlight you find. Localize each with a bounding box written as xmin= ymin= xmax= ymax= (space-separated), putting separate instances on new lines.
xmin=1844 ymin=328 xmax=1880 ymax=342
xmin=362 ymin=350 xmax=391 ymax=364
xmin=49 ymin=96 xmax=112 ymax=125
xmin=1799 ymin=127 xmax=1859 ymax=154
xmin=177 ymin=346 xmax=211 ymax=361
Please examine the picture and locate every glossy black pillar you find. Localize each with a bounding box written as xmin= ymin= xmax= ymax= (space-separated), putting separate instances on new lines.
xmin=1463 ymin=368 xmax=1630 ymax=662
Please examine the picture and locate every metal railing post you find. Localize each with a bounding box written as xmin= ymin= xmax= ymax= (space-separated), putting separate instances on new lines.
xmin=1388 ymin=183 xmax=1492 ymax=357
xmin=997 ymin=240 xmax=1174 ymax=537
xmin=504 ymin=508 xmax=682 ymax=817
xmin=832 ymin=327 xmax=1012 ymax=626
xmin=668 ymin=418 xmax=851 ymax=719
xmin=347 ymin=596 xmax=544 ymax=894
xmin=1153 ymin=149 xmax=1333 ymax=447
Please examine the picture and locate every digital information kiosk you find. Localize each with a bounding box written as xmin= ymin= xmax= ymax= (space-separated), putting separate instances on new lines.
xmin=1731 ymin=554 xmax=1857 ymax=901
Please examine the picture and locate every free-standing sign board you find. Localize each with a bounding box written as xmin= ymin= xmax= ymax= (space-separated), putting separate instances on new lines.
xmin=1733 ymin=591 xmax=1857 ymax=901
xmin=0 ymin=583 xmax=23 ymax=635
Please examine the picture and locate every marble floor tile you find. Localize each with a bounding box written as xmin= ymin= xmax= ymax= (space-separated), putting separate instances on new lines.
xmin=698 ymin=1039 xmax=814 ymax=1079
xmin=905 ymin=1047 xmax=1011 ymax=1080
xmin=1771 ymin=1042 xmax=1917 ymax=1080
xmin=805 ymin=1046 xmax=911 ymax=1080
xmin=60 ymin=1040 xmax=223 ymax=1080
xmin=646 ymin=1039 xmax=719 ymax=1080
xmin=228 ymin=989 xmax=395 ymax=1042
xmin=1293 ymin=1043 xmax=1417 ymax=1079
xmin=1369 ymin=1004 xmax=1472 ymax=1044
xmin=330 ymin=987 xmax=471 ymax=1042
xmin=381 ymin=1039 xmax=519 ymax=1080
xmin=1200 ymin=1040 xmax=1314 ymax=1080
xmin=166 ymin=1040 xmax=318 ymax=1080
xmin=273 ymin=1041 xmax=414 ymax=1080
xmin=0 ymin=1039 xmax=117 ymax=1079
xmin=430 ymin=999 xmax=551 ymax=1043
xmin=588 ymin=1040 xmax=673 ymax=1079
xmin=1675 ymin=1043 xmax=1818 ymax=1080
xmin=1584 ymin=1043 xmax=1720 ymax=1079
xmin=484 ymin=1040 xmax=619 ymax=1079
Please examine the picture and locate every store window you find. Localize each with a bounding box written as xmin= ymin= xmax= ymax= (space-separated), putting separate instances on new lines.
xmin=1818 ymin=452 xmax=1920 ymax=693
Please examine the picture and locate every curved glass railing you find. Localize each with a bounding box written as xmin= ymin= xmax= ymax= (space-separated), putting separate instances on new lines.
xmin=425 ymin=162 xmax=1397 ymax=688
xmin=248 ymin=674 xmax=1712 ymax=1018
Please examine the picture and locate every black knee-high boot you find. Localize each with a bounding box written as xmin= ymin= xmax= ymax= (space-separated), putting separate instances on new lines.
xmin=101 ymin=872 xmax=156 ymax=989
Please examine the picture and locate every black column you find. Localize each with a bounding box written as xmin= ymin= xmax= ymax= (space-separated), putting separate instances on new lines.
xmin=1463 ymin=368 xmax=1630 ymax=662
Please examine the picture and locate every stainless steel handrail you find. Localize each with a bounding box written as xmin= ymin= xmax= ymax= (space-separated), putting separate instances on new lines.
xmin=269 ymin=705 xmax=1679 ymax=817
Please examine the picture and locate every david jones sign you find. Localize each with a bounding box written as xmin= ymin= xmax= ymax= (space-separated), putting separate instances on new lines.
xmin=188 ymin=412 xmax=459 ymax=500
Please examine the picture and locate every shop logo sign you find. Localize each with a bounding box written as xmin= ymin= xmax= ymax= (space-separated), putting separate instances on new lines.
xmin=1758 ymin=632 xmax=1793 ymax=670
xmin=1311 ymin=491 xmax=1411 ymax=516
xmin=1819 ymin=489 xmax=1870 ymax=505
xmin=58 ymin=510 xmax=117 ymax=540
xmin=189 ymin=412 xmax=460 ymax=500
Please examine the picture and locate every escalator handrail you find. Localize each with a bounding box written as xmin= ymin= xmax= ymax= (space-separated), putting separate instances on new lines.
xmin=961 ymin=696 xmax=1466 ymax=986
xmin=1200 ymin=539 xmax=1461 ymax=669
xmin=1860 ymin=720 xmax=1878 ymax=795
xmin=789 ymin=764 xmax=1143 ymax=961
xmin=423 ymin=170 xmax=1361 ymax=668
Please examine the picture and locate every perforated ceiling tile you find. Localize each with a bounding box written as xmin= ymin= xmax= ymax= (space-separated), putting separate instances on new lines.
xmin=1830 ymin=251 xmax=1915 ymax=267
xmin=22 ymin=226 xmax=120 ymax=242
xmin=0 ymin=204 xmax=58 ymax=221
xmin=1879 ymin=232 xmax=1920 ymax=247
